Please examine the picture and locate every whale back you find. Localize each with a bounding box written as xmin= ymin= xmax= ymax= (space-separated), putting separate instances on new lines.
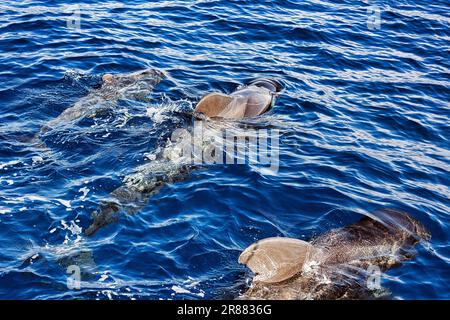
xmin=311 ymin=209 xmax=430 ymax=268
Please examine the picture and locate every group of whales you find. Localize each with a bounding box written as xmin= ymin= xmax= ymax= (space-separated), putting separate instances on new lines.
xmin=35 ymin=69 xmax=430 ymax=299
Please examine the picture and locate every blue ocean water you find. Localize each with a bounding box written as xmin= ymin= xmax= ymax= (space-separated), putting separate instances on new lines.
xmin=0 ymin=0 xmax=449 ymax=299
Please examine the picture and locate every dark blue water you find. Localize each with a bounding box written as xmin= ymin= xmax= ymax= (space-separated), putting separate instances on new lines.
xmin=0 ymin=0 xmax=449 ymax=299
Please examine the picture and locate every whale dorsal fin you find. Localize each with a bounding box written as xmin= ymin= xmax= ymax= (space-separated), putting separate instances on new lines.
xmin=239 ymin=237 xmax=314 ymax=284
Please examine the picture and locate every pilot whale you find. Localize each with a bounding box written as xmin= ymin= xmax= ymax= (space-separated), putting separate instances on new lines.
xmin=238 ymin=209 xmax=430 ymax=299
xmin=85 ymin=78 xmax=283 ymax=236
xmin=35 ymin=69 xmax=164 ymax=141
xmin=195 ymin=79 xmax=282 ymax=119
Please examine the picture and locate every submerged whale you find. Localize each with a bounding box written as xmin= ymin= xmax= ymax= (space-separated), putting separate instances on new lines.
xmin=238 ymin=209 xmax=430 ymax=299
xmin=85 ymin=78 xmax=282 ymax=236
xmin=35 ymin=69 xmax=164 ymax=141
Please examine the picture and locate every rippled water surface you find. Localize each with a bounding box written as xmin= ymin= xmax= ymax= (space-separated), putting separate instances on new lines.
xmin=0 ymin=0 xmax=449 ymax=299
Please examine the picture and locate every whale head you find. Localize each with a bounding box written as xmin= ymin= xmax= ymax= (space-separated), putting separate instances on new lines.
xmin=194 ymin=78 xmax=282 ymax=119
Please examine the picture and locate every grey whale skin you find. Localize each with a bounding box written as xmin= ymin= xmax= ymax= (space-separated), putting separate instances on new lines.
xmin=36 ymin=69 xmax=164 ymax=141
xmin=238 ymin=209 xmax=430 ymax=300
xmin=85 ymin=76 xmax=282 ymax=236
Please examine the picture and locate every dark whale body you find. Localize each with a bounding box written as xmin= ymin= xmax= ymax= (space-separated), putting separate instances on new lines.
xmin=239 ymin=209 xmax=430 ymax=300
xmin=85 ymin=79 xmax=282 ymax=236
xmin=36 ymin=69 xmax=164 ymax=140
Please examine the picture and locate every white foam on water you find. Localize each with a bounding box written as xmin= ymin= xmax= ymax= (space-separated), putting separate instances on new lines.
xmin=0 ymin=207 xmax=11 ymax=215
xmin=32 ymin=156 xmax=44 ymax=165
xmin=114 ymin=108 xmax=131 ymax=128
xmin=103 ymin=290 xmax=113 ymax=300
xmin=0 ymin=160 xmax=20 ymax=170
xmin=170 ymin=277 xmax=206 ymax=298
xmin=16 ymin=195 xmax=48 ymax=203
xmin=78 ymin=187 xmax=90 ymax=201
xmin=146 ymin=99 xmax=190 ymax=124
xmin=56 ymin=199 xmax=72 ymax=208
xmin=61 ymin=219 xmax=82 ymax=236
xmin=0 ymin=179 xmax=14 ymax=185
xmin=171 ymin=285 xmax=191 ymax=294
xmin=64 ymin=69 xmax=87 ymax=81
xmin=9 ymin=195 xmax=72 ymax=209
xmin=144 ymin=152 xmax=156 ymax=161
xmin=99 ymin=274 xmax=109 ymax=282
xmin=303 ymin=259 xmax=321 ymax=274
